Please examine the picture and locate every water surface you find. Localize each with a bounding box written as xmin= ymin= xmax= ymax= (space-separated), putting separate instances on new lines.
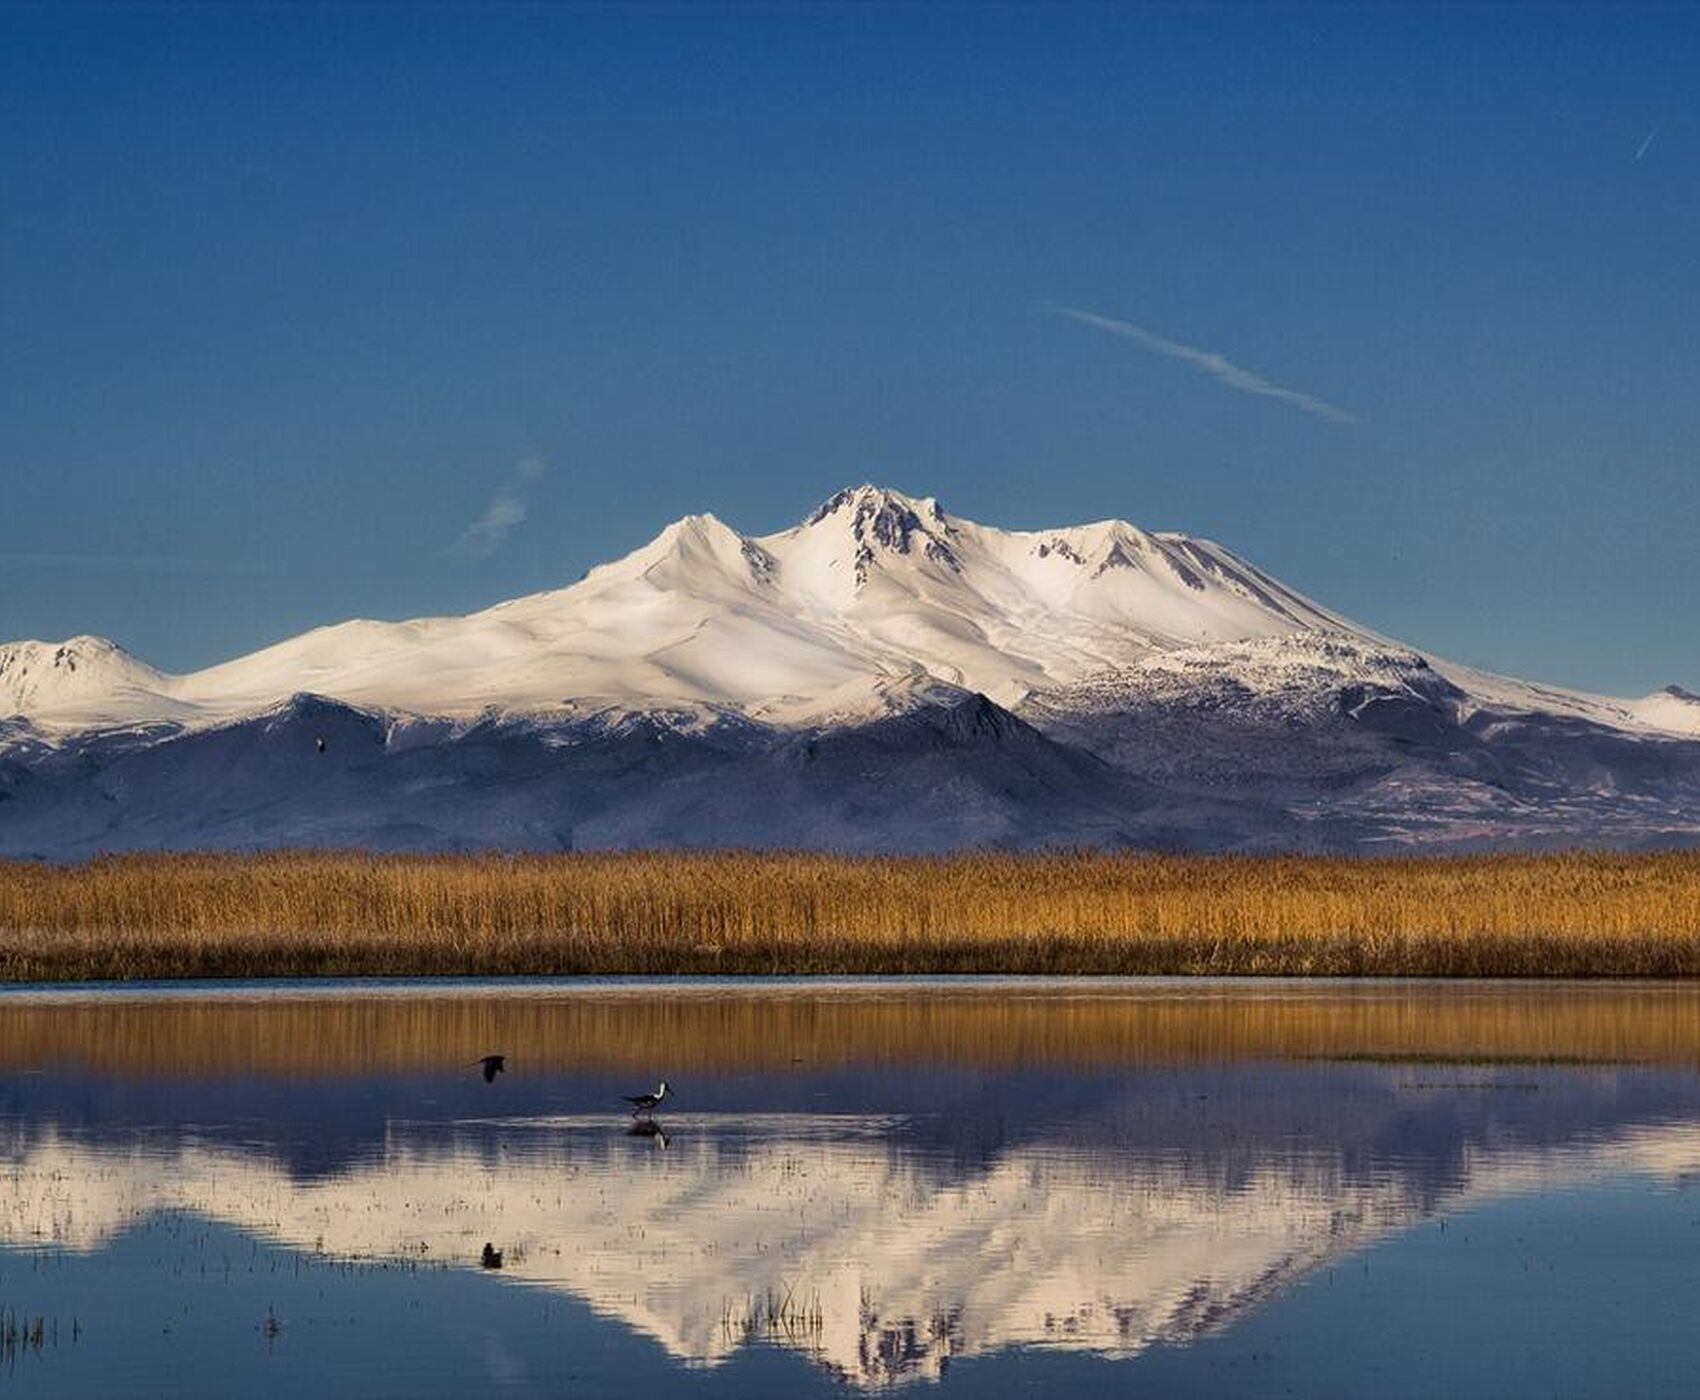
xmin=4 ymin=978 xmax=1700 ymax=1395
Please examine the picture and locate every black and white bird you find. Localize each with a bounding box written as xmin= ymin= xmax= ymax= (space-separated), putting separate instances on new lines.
xmin=624 ymin=1080 xmax=668 ymax=1116
xmin=473 ymin=1054 xmax=507 ymax=1084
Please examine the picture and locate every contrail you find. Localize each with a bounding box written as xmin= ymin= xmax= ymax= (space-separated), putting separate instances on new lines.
xmin=1634 ymin=125 xmax=1660 ymax=163
xmin=1049 ymin=305 xmax=1355 ymax=424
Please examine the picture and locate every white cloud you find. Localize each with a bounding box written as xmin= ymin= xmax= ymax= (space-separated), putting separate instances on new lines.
xmin=1050 ymin=304 xmax=1356 ymax=424
xmin=459 ymin=492 xmax=527 ymax=556
xmin=456 ymin=457 xmax=548 ymax=557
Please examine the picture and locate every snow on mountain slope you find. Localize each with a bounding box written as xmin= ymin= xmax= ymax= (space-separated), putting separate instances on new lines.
xmin=747 ymin=486 xmax=1352 ymax=706
xmin=1 ymin=485 xmax=1693 ymax=745
xmin=1628 ymin=686 xmax=1700 ymax=737
xmin=1031 ymin=632 xmax=1456 ymax=721
xmin=0 ymin=486 xmax=1357 ymax=731
xmin=0 ymin=635 xmax=193 ymax=727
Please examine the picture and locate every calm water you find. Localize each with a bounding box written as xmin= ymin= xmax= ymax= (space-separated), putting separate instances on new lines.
xmin=4 ymin=978 xmax=1700 ymax=1396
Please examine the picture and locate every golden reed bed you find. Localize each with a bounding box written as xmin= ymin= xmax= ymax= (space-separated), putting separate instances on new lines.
xmin=3 ymin=850 xmax=1700 ymax=981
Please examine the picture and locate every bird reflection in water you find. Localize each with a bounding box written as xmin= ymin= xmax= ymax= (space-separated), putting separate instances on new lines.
xmin=627 ymin=1118 xmax=670 ymax=1150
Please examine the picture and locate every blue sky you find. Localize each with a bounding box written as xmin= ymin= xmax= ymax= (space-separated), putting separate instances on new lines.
xmin=1 ymin=1 xmax=1694 ymax=694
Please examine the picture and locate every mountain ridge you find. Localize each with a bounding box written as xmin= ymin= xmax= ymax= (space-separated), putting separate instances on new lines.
xmin=4 ymin=485 xmax=1699 ymax=854
xmin=4 ymin=483 xmax=1689 ymax=738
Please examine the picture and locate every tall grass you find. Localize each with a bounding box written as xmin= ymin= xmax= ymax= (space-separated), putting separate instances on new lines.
xmin=2 ymin=850 xmax=1700 ymax=981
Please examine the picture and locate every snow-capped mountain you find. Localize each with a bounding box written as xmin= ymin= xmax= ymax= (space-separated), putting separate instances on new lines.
xmin=0 ymin=485 xmax=1356 ymax=730
xmin=3 ymin=484 xmax=1698 ymax=854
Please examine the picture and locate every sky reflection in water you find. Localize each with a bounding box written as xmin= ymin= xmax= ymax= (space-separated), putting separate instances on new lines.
xmin=3 ymin=980 xmax=1700 ymax=1396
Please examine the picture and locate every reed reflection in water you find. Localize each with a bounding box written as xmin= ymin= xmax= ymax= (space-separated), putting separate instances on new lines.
xmin=7 ymin=978 xmax=1700 ymax=1075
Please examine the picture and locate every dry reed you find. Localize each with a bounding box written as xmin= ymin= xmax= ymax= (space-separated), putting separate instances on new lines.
xmin=2 ymin=849 xmax=1700 ymax=981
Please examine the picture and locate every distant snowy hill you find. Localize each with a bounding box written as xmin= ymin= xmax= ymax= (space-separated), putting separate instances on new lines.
xmin=3 ymin=485 xmax=1698 ymax=855
xmin=0 ymin=635 xmax=190 ymax=727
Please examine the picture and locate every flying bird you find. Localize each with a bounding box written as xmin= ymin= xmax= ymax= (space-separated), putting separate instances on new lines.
xmin=624 ymin=1080 xmax=668 ymax=1115
xmin=473 ymin=1054 xmax=507 ymax=1084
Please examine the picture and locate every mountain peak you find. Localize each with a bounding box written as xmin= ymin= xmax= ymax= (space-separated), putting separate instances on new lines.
xmin=0 ymin=634 xmax=174 ymax=724
xmin=0 ymin=634 xmax=149 ymax=679
xmin=804 ymin=483 xmax=945 ymax=528
xmin=800 ymin=484 xmax=959 ymax=583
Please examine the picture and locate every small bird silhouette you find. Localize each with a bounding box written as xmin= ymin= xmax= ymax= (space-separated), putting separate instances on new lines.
xmin=315 ymin=737 xmax=327 ymax=754
xmin=480 ymin=1243 xmax=504 ymax=1269
xmin=624 ymin=1080 xmax=668 ymax=1116
xmin=473 ymin=1054 xmax=507 ymax=1084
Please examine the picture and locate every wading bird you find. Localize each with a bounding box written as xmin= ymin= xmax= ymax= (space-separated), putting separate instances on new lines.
xmin=624 ymin=1080 xmax=668 ymax=1116
xmin=473 ymin=1054 xmax=507 ymax=1084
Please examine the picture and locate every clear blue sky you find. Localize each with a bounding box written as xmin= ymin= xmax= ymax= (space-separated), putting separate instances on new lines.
xmin=2 ymin=2 xmax=1694 ymax=694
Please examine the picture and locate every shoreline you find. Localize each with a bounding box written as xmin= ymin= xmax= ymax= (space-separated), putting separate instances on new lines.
xmin=11 ymin=972 xmax=1700 ymax=999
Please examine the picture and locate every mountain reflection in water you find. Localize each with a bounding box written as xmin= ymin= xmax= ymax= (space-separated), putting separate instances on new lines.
xmin=4 ymin=980 xmax=1700 ymax=1393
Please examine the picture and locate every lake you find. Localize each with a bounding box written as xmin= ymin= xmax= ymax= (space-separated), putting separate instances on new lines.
xmin=4 ymin=978 xmax=1700 ymax=1396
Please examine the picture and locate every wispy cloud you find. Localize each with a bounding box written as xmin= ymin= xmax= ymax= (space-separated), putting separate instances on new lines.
xmin=1049 ymin=304 xmax=1356 ymax=424
xmin=1634 ymin=125 xmax=1660 ymax=163
xmin=456 ymin=456 xmax=547 ymax=557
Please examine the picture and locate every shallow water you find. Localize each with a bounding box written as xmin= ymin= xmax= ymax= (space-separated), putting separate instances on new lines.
xmin=3 ymin=978 xmax=1700 ymax=1396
